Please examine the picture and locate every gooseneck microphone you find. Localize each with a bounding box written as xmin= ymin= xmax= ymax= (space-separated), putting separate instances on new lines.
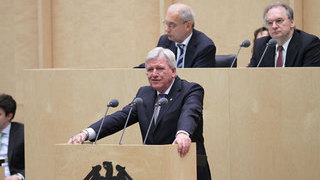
xmin=118 ymin=97 xmax=143 ymax=145
xmin=94 ymin=99 xmax=119 ymax=144
xmin=107 ymin=99 xmax=119 ymax=107
xmin=256 ymin=39 xmax=277 ymax=67
xmin=155 ymin=97 xmax=168 ymax=106
xmin=143 ymin=98 xmax=168 ymax=144
xmin=230 ymin=40 xmax=251 ymax=68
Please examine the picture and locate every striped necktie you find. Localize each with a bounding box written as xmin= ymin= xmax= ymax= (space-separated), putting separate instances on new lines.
xmin=177 ymin=44 xmax=185 ymax=68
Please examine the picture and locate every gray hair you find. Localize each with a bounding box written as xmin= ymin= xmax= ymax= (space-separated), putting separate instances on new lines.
xmin=263 ymin=2 xmax=294 ymax=23
xmin=168 ymin=3 xmax=195 ymax=28
xmin=145 ymin=47 xmax=176 ymax=69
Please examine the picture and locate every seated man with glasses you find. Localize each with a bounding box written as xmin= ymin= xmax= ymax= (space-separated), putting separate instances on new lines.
xmin=249 ymin=2 xmax=320 ymax=67
xmin=157 ymin=3 xmax=216 ymax=68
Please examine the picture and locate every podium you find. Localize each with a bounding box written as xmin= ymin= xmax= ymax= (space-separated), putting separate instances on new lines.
xmin=0 ymin=166 xmax=4 ymax=179
xmin=54 ymin=143 xmax=196 ymax=179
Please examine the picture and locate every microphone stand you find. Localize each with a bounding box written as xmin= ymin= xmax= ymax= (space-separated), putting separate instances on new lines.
xmin=257 ymin=39 xmax=277 ymax=67
xmin=230 ymin=46 xmax=242 ymax=68
xmin=94 ymin=106 xmax=111 ymax=145
xmin=257 ymin=45 xmax=270 ymax=67
xmin=118 ymin=106 xmax=134 ymax=145
xmin=143 ymin=106 xmax=159 ymax=145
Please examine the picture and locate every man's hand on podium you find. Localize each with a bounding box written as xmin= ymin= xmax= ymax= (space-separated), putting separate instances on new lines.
xmin=5 ymin=174 xmax=22 ymax=180
xmin=68 ymin=132 xmax=87 ymax=144
xmin=173 ymin=132 xmax=191 ymax=157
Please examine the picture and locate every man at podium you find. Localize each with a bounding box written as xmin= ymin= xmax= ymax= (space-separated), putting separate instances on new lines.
xmin=68 ymin=47 xmax=211 ymax=180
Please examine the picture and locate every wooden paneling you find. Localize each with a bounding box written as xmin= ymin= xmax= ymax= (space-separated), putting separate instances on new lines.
xmin=52 ymin=0 xmax=161 ymax=68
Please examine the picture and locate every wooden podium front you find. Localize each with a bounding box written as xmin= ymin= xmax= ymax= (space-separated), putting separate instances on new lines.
xmin=54 ymin=143 xmax=196 ymax=180
xmin=0 ymin=166 xmax=4 ymax=179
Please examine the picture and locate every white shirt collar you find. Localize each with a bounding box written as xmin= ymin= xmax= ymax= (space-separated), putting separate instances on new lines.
xmin=175 ymin=32 xmax=193 ymax=47
xmin=276 ymin=35 xmax=292 ymax=51
xmin=274 ymin=36 xmax=293 ymax=67
xmin=1 ymin=123 xmax=11 ymax=135
xmin=157 ymin=78 xmax=175 ymax=95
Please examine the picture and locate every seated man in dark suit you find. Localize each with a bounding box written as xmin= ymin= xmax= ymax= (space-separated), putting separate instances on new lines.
xmin=69 ymin=47 xmax=212 ymax=179
xmin=249 ymin=2 xmax=320 ymax=67
xmin=157 ymin=3 xmax=216 ymax=68
xmin=0 ymin=94 xmax=25 ymax=180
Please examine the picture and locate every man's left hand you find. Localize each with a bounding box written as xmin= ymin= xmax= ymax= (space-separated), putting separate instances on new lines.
xmin=173 ymin=132 xmax=191 ymax=157
xmin=5 ymin=174 xmax=22 ymax=180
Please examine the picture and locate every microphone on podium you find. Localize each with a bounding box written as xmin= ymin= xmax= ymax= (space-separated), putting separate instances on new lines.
xmin=256 ymin=39 xmax=277 ymax=67
xmin=230 ymin=40 xmax=251 ymax=68
xmin=94 ymin=99 xmax=119 ymax=144
xmin=118 ymin=97 xmax=143 ymax=145
xmin=143 ymin=97 xmax=168 ymax=145
xmin=107 ymin=99 xmax=119 ymax=107
xmin=155 ymin=97 xmax=168 ymax=106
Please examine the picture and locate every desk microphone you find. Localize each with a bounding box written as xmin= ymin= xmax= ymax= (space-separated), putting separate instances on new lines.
xmin=94 ymin=99 xmax=119 ymax=144
xmin=230 ymin=40 xmax=251 ymax=68
xmin=256 ymin=39 xmax=277 ymax=67
xmin=118 ymin=97 xmax=143 ymax=145
xmin=143 ymin=98 xmax=168 ymax=144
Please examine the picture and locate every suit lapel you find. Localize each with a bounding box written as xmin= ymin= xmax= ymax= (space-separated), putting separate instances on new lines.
xmin=142 ymin=89 xmax=157 ymax=143
xmin=7 ymin=123 xmax=15 ymax=163
xmin=184 ymin=32 xmax=196 ymax=68
xmin=143 ymin=89 xmax=157 ymax=123
xmin=166 ymin=41 xmax=177 ymax=58
xmin=172 ymin=44 xmax=178 ymax=58
xmin=285 ymin=30 xmax=299 ymax=67
xmin=265 ymin=46 xmax=276 ymax=67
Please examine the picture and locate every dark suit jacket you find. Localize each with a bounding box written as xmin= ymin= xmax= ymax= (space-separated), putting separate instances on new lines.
xmin=157 ymin=29 xmax=216 ymax=68
xmin=8 ymin=122 xmax=25 ymax=178
xmin=250 ymin=29 xmax=320 ymax=67
xmin=90 ymin=76 xmax=211 ymax=179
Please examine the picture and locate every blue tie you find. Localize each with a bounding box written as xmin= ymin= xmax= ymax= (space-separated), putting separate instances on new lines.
xmin=177 ymin=44 xmax=185 ymax=68
xmin=0 ymin=132 xmax=2 ymax=150
xmin=154 ymin=94 xmax=167 ymax=124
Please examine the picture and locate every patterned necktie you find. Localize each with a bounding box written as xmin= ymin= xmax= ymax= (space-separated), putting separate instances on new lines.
xmin=276 ymin=46 xmax=283 ymax=67
xmin=0 ymin=132 xmax=2 ymax=150
xmin=159 ymin=94 xmax=166 ymax=99
xmin=154 ymin=94 xmax=166 ymax=124
xmin=177 ymin=44 xmax=185 ymax=68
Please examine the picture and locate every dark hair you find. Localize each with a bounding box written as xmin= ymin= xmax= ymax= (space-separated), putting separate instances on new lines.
xmin=253 ymin=27 xmax=268 ymax=42
xmin=0 ymin=94 xmax=17 ymax=120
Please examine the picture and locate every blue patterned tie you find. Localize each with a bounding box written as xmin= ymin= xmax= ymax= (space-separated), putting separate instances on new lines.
xmin=159 ymin=94 xmax=166 ymax=99
xmin=154 ymin=94 xmax=167 ymax=124
xmin=177 ymin=44 xmax=185 ymax=68
xmin=0 ymin=132 xmax=2 ymax=150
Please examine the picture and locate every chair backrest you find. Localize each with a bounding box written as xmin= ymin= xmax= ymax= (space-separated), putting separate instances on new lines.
xmin=134 ymin=62 xmax=145 ymax=68
xmin=135 ymin=55 xmax=237 ymax=68
xmin=215 ymin=54 xmax=237 ymax=68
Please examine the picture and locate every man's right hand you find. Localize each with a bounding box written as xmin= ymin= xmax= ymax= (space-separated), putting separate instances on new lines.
xmin=68 ymin=132 xmax=87 ymax=144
